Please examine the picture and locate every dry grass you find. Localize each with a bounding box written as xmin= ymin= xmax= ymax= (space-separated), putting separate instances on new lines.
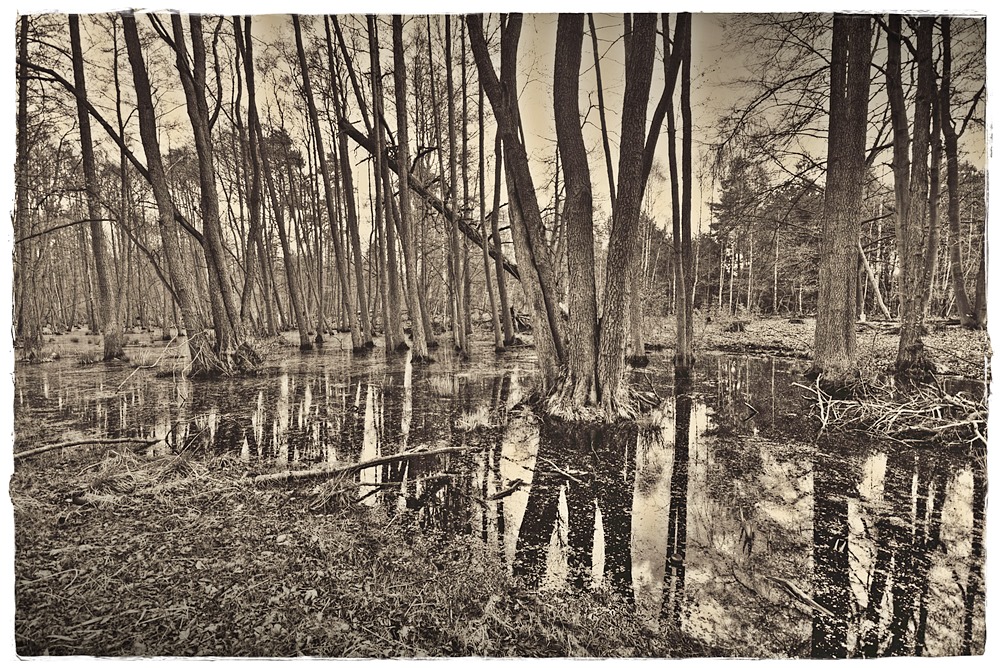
xmin=12 ymin=445 xmax=712 ymax=658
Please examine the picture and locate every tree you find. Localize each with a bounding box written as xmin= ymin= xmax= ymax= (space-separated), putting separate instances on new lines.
xmin=812 ymin=14 xmax=872 ymax=384
xmin=550 ymin=13 xmax=598 ymax=409
xmin=887 ymin=15 xmax=935 ymax=376
xmin=69 ymin=15 xmax=125 ymax=360
xmin=293 ymin=14 xmax=367 ymax=353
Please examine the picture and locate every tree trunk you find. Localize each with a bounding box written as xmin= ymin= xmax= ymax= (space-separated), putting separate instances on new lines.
xmin=122 ymin=14 xmax=214 ymax=372
xmin=391 ymin=15 xmax=431 ymax=361
xmin=888 ymin=15 xmax=935 ymax=376
xmin=490 ymin=138 xmax=516 ymax=347
xmin=939 ymin=17 xmax=977 ymax=328
xmin=170 ymin=15 xmax=250 ymax=369
xmin=368 ymin=16 xmax=406 ymax=352
xmin=548 ymin=13 xmax=598 ymax=414
xmin=478 ymin=78 xmax=504 ymax=352
xmin=588 ymin=13 xmax=616 ymax=212
xmin=70 ymin=15 xmax=124 ymax=359
xmin=293 ymin=15 xmax=365 ymax=353
xmin=597 ymin=14 xmax=657 ymax=415
xmin=468 ymin=13 xmax=565 ymax=390
xmin=446 ymin=16 xmax=469 ymax=354
xmin=812 ymin=13 xmax=871 ymax=385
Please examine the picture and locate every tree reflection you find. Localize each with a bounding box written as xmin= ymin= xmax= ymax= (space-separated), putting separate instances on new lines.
xmin=661 ymin=376 xmax=692 ymax=627
xmin=513 ymin=419 xmax=637 ymax=601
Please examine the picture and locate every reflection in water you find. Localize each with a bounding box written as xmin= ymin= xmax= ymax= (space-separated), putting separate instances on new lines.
xmin=512 ymin=420 xmax=637 ymax=602
xmin=14 ymin=348 xmax=986 ymax=657
xmin=661 ymin=378 xmax=691 ymax=628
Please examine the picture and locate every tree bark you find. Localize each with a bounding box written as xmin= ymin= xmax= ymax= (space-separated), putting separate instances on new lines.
xmin=597 ymin=14 xmax=657 ymax=415
xmin=446 ymin=16 xmax=469 ymax=354
xmin=812 ymin=13 xmax=872 ymax=384
xmin=468 ymin=13 xmax=566 ymax=390
xmin=549 ymin=13 xmax=598 ymax=413
xmin=478 ymin=77 xmax=504 ymax=352
xmin=939 ymin=18 xmax=977 ymax=328
xmin=122 ymin=14 xmax=214 ymax=372
xmin=170 ymin=14 xmax=249 ymax=368
xmin=888 ymin=15 xmax=935 ymax=375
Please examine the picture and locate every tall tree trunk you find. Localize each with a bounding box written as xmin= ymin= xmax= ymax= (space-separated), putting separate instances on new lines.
xmin=588 ymin=13 xmax=616 ymax=212
xmin=70 ymin=15 xmax=124 ymax=360
xmin=491 ymin=135 xmax=516 ymax=346
xmin=888 ymin=15 xmax=935 ymax=375
xmin=446 ymin=16 xmax=469 ymax=354
xmin=391 ymin=15 xmax=432 ymax=361
xmin=122 ymin=14 xmax=213 ymax=371
xmin=15 ymin=15 xmax=43 ymax=358
xmin=170 ymin=14 xmax=250 ymax=368
xmin=596 ymin=14 xmax=657 ymax=415
xmin=478 ymin=76 xmax=504 ymax=352
xmin=549 ymin=13 xmax=598 ymax=414
xmin=368 ymin=15 xmax=406 ymax=352
xmin=939 ymin=17 xmax=977 ymax=328
xmin=293 ymin=15 xmax=365 ymax=352
xmin=812 ymin=13 xmax=872 ymax=384
xmin=239 ymin=18 xmax=310 ymax=350
xmin=468 ymin=13 xmax=565 ymax=390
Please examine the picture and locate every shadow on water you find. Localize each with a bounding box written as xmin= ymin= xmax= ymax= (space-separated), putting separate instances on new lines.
xmin=14 ymin=341 xmax=986 ymax=657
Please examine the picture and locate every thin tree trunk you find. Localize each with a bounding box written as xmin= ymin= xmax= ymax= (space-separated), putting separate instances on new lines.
xmin=70 ymin=15 xmax=124 ymax=359
xmin=491 ymin=135 xmax=515 ymax=345
xmin=888 ymin=15 xmax=934 ymax=375
xmin=859 ymin=239 xmax=893 ymax=319
xmin=391 ymin=15 xmax=431 ymax=361
xmin=367 ymin=15 xmax=406 ymax=352
xmin=939 ymin=18 xmax=976 ymax=328
xmin=293 ymin=15 xmax=364 ymax=352
xmin=588 ymin=13 xmax=616 ymax=213
xmin=477 ymin=77 xmax=503 ymax=351
xmin=446 ymin=16 xmax=469 ymax=354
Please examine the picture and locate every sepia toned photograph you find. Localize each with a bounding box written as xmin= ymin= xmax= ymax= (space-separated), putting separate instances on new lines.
xmin=8 ymin=6 xmax=989 ymax=659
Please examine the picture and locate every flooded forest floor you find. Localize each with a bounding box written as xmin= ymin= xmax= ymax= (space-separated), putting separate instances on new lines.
xmin=10 ymin=315 xmax=990 ymax=657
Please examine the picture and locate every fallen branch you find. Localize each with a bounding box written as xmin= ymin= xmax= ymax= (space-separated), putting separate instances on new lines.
xmin=14 ymin=437 xmax=162 ymax=462
xmin=252 ymin=445 xmax=474 ymax=485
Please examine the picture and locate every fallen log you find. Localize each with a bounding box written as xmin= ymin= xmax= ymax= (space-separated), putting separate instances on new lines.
xmin=252 ymin=445 xmax=474 ymax=485
xmin=14 ymin=437 xmax=162 ymax=462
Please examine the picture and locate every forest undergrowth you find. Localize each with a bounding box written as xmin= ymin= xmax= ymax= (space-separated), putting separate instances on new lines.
xmin=11 ymin=443 xmax=712 ymax=658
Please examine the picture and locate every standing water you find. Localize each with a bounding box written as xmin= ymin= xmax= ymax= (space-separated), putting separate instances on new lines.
xmin=13 ymin=335 xmax=986 ymax=657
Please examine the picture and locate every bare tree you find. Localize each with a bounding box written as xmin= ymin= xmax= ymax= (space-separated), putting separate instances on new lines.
xmin=812 ymin=14 xmax=872 ymax=384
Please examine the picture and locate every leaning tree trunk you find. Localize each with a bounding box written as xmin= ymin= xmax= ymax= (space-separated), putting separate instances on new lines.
xmin=597 ymin=14 xmax=657 ymax=417
xmin=548 ymin=13 xmax=599 ymax=414
xmin=170 ymin=14 xmax=251 ymax=369
xmin=468 ymin=13 xmax=565 ymax=390
xmin=122 ymin=14 xmax=213 ymax=372
xmin=812 ymin=13 xmax=872 ymax=385
xmin=70 ymin=14 xmax=124 ymax=360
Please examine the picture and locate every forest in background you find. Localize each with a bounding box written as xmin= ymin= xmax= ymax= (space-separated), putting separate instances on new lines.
xmin=11 ymin=12 xmax=988 ymax=413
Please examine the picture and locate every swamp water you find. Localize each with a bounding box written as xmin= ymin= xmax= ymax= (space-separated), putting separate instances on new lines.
xmin=14 ymin=335 xmax=986 ymax=657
